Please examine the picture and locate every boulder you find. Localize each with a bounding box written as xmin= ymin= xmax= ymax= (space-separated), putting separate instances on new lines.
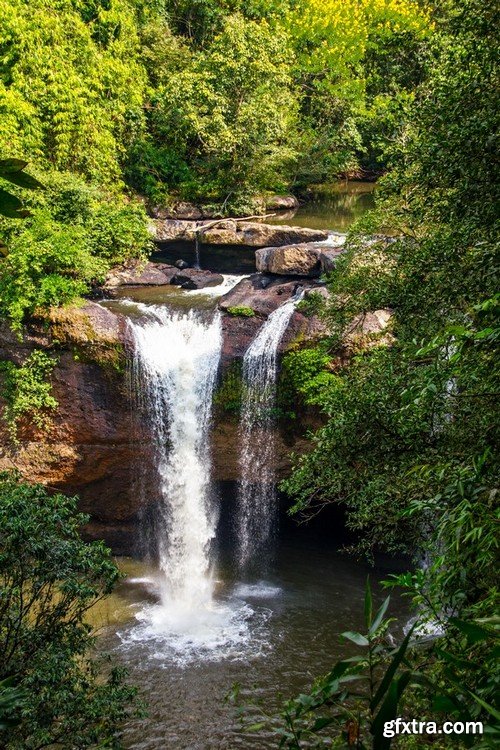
xmin=219 ymin=274 xmax=301 ymax=317
xmin=344 ymin=309 xmax=394 ymax=350
xmin=303 ymin=286 xmax=331 ymax=302
xmin=171 ymin=268 xmax=224 ymax=289
xmin=264 ymin=195 xmax=299 ymax=211
xmin=219 ymin=278 xmax=329 ymax=365
xmin=104 ymin=261 xmax=177 ymax=289
xmin=154 ymin=219 xmax=329 ymax=247
xmin=149 ymin=202 xmax=213 ymax=220
xmin=256 ymin=243 xmax=326 ymax=276
xmin=320 ymin=247 xmax=344 ymax=274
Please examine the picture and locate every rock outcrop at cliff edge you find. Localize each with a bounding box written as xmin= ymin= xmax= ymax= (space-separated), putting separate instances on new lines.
xmin=218 ymin=274 xmax=329 ymax=365
xmin=154 ymin=219 xmax=329 ymax=247
xmin=256 ymin=242 xmax=345 ymax=277
xmin=0 ymin=294 xmax=326 ymax=554
xmin=104 ymin=261 xmax=224 ymax=292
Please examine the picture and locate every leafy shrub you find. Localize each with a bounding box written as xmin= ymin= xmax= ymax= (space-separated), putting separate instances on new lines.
xmin=0 ymin=472 xmax=138 ymax=748
xmin=281 ymin=347 xmax=338 ymax=406
xmin=0 ymin=351 xmax=58 ymax=440
xmin=296 ymin=291 xmax=326 ymax=318
xmin=213 ymin=361 xmax=243 ymax=414
xmin=0 ymin=172 xmax=151 ymax=329
xmin=227 ymin=306 xmax=255 ymax=317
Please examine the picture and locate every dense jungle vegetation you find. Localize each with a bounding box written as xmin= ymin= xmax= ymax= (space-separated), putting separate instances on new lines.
xmin=0 ymin=0 xmax=498 ymax=748
xmin=0 ymin=0 xmax=430 ymax=328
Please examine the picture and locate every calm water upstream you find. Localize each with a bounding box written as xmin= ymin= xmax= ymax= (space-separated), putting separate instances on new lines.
xmin=153 ymin=181 xmax=375 ymax=273
xmin=268 ymin=181 xmax=376 ymax=232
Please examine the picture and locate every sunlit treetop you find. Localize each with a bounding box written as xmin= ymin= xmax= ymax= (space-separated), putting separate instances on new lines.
xmin=287 ymin=0 xmax=432 ymax=98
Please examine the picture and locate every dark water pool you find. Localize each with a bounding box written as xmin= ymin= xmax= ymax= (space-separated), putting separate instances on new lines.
xmin=95 ymin=507 xmax=408 ymax=750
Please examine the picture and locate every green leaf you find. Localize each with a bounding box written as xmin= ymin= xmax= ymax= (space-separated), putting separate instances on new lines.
xmin=369 ymin=596 xmax=391 ymax=636
xmin=372 ymin=672 xmax=412 ymax=750
xmin=0 ymin=158 xmax=28 ymax=174
xmin=311 ymin=716 xmax=335 ymax=731
xmin=0 ymin=187 xmax=27 ymax=218
xmin=365 ymin=576 xmax=373 ymax=629
xmin=370 ymin=625 xmax=415 ymax=711
xmin=467 ymin=691 xmax=500 ymax=721
xmin=432 ymin=694 xmax=462 ymax=714
xmin=2 ymin=170 xmax=44 ymax=191
xmin=450 ymin=618 xmax=495 ymax=644
xmin=342 ymin=631 xmax=370 ymax=647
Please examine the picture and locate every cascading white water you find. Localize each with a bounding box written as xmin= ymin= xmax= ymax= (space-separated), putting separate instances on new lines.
xmin=237 ymin=294 xmax=302 ymax=568
xmin=129 ymin=307 xmax=222 ymax=616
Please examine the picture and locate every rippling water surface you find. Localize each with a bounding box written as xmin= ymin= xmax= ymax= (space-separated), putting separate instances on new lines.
xmin=96 ymin=529 xmax=407 ymax=750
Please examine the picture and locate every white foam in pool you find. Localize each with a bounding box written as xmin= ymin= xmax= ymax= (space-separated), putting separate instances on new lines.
xmin=186 ymin=274 xmax=249 ymax=297
xmin=233 ymin=582 xmax=283 ymax=600
xmin=118 ymin=595 xmax=272 ymax=667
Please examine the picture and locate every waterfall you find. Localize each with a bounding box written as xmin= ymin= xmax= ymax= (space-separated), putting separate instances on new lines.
xmin=237 ymin=293 xmax=301 ymax=568
xmin=128 ymin=307 xmax=222 ymax=614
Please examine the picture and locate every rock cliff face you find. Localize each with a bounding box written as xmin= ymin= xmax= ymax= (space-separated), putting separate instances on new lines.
xmin=0 ymin=290 xmax=326 ymax=553
xmin=0 ymin=303 xmax=152 ymax=553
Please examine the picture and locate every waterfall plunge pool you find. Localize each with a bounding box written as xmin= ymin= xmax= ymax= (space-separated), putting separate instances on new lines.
xmin=94 ymin=514 xmax=408 ymax=750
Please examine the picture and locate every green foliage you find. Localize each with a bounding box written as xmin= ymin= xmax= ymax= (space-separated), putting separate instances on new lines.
xmin=213 ymin=361 xmax=243 ymax=414
xmin=141 ymin=13 xmax=298 ymax=207
xmin=0 ymin=172 xmax=150 ymax=329
xmin=0 ymin=350 xmax=58 ymax=440
xmin=0 ymin=159 xmax=44 ymax=220
xmin=282 ymin=0 xmax=499 ymax=573
xmin=0 ymin=678 xmax=26 ymax=731
xmin=226 ymin=306 xmax=255 ymax=317
xmin=281 ymin=346 xmax=338 ymax=407
xmin=0 ymin=0 xmax=433 ymax=210
xmin=275 ymin=2 xmax=499 ymax=745
xmin=0 ymin=0 xmax=147 ymax=185
xmin=0 ymin=472 xmax=138 ymax=748
xmin=232 ymin=580 xmax=419 ymax=748
xmin=240 ymin=586 xmax=500 ymax=748
xmin=295 ymin=291 xmax=325 ymax=318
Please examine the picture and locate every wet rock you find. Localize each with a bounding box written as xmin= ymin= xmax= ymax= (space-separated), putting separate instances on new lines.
xmin=219 ymin=275 xmax=329 ymax=367
xmin=256 ymin=243 xmax=324 ymax=276
xmin=0 ymin=304 xmax=156 ymax=556
xmin=154 ymin=219 xmax=329 ymax=247
xmin=264 ymin=195 xmax=299 ymax=211
xmin=174 ymin=259 xmax=190 ymax=270
xmin=304 ymin=286 xmax=331 ymax=302
xmin=171 ymin=268 xmax=224 ymax=289
xmin=219 ymin=274 xmax=300 ymax=317
xmin=104 ymin=261 xmax=177 ymax=289
xmin=320 ymin=248 xmax=344 ymax=274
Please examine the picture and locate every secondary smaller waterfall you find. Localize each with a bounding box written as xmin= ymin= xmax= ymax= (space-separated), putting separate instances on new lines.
xmin=237 ymin=293 xmax=302 ymax=568
xmin=129 ymin=307 xmax=221 ymax=614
